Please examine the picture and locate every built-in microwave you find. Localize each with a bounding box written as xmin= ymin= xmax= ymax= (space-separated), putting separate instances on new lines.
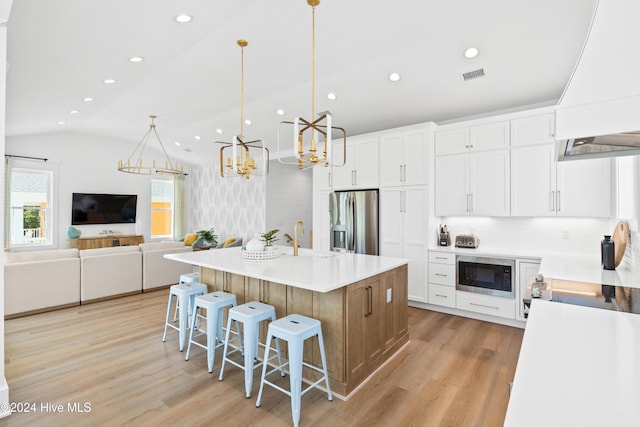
xmin=456 ymin=255 xmax=515 ymax=299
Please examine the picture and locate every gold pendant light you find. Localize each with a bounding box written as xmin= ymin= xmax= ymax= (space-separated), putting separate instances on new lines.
xmin=277 ymin=0 xmax=346 ymax=170
xmin=118 ymin=115 xmax=185 ymax=176
xmin=217 ymin=39 xmax=269 ymax=180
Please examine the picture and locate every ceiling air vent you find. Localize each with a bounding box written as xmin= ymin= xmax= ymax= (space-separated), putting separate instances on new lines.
xmin=462 ymin=68 xmax=485 ymax=81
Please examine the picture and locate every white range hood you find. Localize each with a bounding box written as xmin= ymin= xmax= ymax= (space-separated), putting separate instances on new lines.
xmin=556 ymin=0 xmax=640 ymax=152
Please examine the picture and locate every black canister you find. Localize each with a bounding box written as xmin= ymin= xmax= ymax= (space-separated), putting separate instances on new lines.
xmin=601 ymin=235 xmax=615 ymax=270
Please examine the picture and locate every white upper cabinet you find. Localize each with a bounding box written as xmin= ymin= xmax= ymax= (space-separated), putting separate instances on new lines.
xmin=468 ymin=150 xmax=510 ymax=216
xmin=312 ymin=164 xmax=332 ymax=192
xmin=435 ymin=121 xmax=510 ymax=217
xmin=435 ymin=128 xmax=468 ymax=156
xmin=435 ymin=154 xmax=469 ymax=216
xmin=469 ymin=121 xmax=510 ymax=151
xmin=379 ymin=125 xmax=429 ymax=187
xmin=332 ymin=136 xmax=379 ymax=190
xmin=511 ymin=143 xmax=557 ymax=216
xmin=511 ymin=144 xmax=614 ymax=218
xmin=510 ymin=110 xmax=614 ymax=218
xmin=510 ymin=113 xmax=555 ymax=147
xmin=436 ymin=121 xmax=509 ymax=156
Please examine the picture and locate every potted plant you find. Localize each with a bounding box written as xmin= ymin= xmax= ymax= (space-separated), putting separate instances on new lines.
xmin=196 ymin=228 xmax=218 ymax=247
xmin=260 ymin=229 xmax=279 ymax=249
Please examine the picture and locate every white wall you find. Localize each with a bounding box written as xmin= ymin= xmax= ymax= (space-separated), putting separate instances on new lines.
xmin=1 ymin=0 xmax=14 ymax=417
xmin=5 ymin=132 xmax=182 ymax=247
xmin=265 ymin=160 xmax=312 ymax=248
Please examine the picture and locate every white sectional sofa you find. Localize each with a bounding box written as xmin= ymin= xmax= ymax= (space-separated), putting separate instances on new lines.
xmin=139 ymin=241 xmax=193 ymax=291
xmin=5 ymin=241 xmax=195 ymax=317
xmin=4 ymin=249 xmax=81 ymax=317
xmin=79 ymin=246 xmax=143 ymax=302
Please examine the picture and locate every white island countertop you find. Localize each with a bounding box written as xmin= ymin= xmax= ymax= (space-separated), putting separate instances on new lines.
xmin=165 ymin=246 xmax=408 ymax=293
xmin=504 ymin=299 xmax=640 ymax=426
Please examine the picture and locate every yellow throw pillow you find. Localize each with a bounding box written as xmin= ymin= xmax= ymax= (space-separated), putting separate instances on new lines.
xmin=223 ymin=237 xmax=236 ymax=248
xmin=184 ymin=233 xmax=198 ymax=246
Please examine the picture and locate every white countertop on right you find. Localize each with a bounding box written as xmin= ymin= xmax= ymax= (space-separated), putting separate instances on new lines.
xmin=539 ymin=253 xmax=640 ymax=289
xmin=504 ymin=299 xmax=640 ymax=427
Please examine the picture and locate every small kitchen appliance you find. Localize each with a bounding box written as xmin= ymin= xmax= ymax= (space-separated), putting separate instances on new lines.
xmin=438 ymin=224 xmax=451 ymax=246
xmin=455 ymin=234 xmax=480 ymax=248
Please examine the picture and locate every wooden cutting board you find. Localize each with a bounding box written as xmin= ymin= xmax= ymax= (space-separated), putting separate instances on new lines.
xmin=612 ymin=220 xmax=630 ymax=267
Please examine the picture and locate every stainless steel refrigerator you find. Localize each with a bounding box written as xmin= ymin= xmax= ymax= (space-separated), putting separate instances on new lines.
xmin=329 ymin=190 xmax=379 ymax=255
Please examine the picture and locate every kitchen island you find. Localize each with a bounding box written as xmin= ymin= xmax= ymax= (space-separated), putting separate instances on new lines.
xmin=165 ymin=246 xmax=409 ymax=397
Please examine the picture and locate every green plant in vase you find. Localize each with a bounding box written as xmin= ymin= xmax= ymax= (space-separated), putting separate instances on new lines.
xmin=260 ymin=229 xmax=279 ymax=248
xmin=197 ymin=228 xmax=218 ymax=246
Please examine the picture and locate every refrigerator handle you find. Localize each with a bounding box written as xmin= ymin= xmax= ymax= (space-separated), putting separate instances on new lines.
xmin=350 ymin=193 xmax=357 ymax=252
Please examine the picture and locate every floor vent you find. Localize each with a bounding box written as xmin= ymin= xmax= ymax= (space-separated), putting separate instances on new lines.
xmin=462 ymin=68 xmax=485 ymax=81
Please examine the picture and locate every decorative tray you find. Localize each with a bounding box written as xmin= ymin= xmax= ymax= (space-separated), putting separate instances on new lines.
xmin=241 ymin=247 xmax=280 ymax=260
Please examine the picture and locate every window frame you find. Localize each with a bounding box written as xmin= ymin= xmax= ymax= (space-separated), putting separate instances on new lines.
xmin=150 ymin=178 xmax=174 ymax=240
xmin=8 ymin=166 xmax=56 ymax=249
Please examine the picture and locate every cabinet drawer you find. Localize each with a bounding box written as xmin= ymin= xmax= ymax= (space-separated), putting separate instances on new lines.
xmin=428 ymin=251 xmax=455 ymax=264
xmin=455 ymin=291 xmax=515 ymax=319
xmin=428 ymin=263 xmax=455 ymax=286
xmin=428 ymin=283 xmax=455 ymax=308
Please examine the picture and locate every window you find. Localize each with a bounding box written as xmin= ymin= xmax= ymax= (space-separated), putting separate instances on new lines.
xmin=151 ymin=179 xmax=174 ymax=239
xmin=8 ymin=168 xmax=53 ymax=247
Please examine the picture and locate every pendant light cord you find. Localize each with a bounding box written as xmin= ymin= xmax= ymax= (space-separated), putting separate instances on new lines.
xmin=311 ymin=5 xmax=316 ymax=120
xmin=240 ymin=42 xmax=245 ymax=138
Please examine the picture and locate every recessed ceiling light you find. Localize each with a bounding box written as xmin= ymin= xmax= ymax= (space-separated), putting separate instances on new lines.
xmin=174 ymin=14 xmax=192 ymax=23
xmin=388 ymin=72 xmax=401 ymax=82
xmin=57 ymin=121 xmax=66 ymax=125
xmin=216 ymin=129 xmax=223 ymax=134
xmin=327 ymin=92 xmax=337 ymax=101
xmin=194 ymin=135 xmax=201 ymax=140
xmin=276 ymin=108 xmax=285 ymax=116
xmin=129 ymin=56 xmax=144 ymax=63
xmin=69 ymin=109 xmax=80 ymax=114
xmin=244 ymin=119 xmax=252 ymax=125
xmin=464 ymin=47 xmax=479 ymax=59
xmin=82 ymin=97 xmax=94 ymax=102
xmin=174 ymin=141 xmax=181 ymax=146
xmin=103 ymin=78 xmax=117 ymax=84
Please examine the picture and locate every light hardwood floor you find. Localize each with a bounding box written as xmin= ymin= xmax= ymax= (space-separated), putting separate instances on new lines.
xmin=3 ymin=289 xmax=523 ymax=426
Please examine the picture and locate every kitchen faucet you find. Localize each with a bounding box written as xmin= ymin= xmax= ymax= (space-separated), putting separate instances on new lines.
xmin=293 ymin=221 xmax=304 ymax=256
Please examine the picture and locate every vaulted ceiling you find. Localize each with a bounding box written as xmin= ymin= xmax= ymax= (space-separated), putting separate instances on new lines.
xmin=5 ymin=0 xmax=596 ymax=166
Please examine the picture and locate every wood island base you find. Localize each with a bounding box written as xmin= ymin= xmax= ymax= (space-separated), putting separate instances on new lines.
xmin=200 ymin=264 xmax=409 ymax=397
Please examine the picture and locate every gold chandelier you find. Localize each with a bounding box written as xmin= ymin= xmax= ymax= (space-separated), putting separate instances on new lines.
xmin=277 ymin=0 xmax=346 ymax=170
xmin=118 ymin=115 xmax=185 ymax=175
xmin=217 ymin=39 xmax=269 ymax=180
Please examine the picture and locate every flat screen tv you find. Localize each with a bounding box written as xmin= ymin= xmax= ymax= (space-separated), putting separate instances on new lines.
xmin=71 ymin=193 xmax=137 ymax=225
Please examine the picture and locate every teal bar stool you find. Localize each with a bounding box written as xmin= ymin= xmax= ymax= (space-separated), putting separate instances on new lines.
xmin=256 ymin=314 xmax=333 ymax=427
xmin=218 ymin=301 xmax=283 ymax=398
xmin=162 ymin=282 xmax=207 ymax=351
xmin=185 ymin=291 xmax=237 ymax=373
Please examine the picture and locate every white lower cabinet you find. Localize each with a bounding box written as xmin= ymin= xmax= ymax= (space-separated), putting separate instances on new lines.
xmin=428 ymin=284 xmax=455 ymax=308
xmin=517 ymin=260 xmax=541 ymax=321
xmin=427 ymin=250 xmax=455 ymax=308
xmin=456 ymin=291 xmax=515 ymax=319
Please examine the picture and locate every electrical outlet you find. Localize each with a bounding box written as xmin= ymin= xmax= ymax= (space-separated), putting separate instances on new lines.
xmin=561 ymin=229 xmax=569 ymax=240
xmin=386 ymin=288 xmax=392 ymax=303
